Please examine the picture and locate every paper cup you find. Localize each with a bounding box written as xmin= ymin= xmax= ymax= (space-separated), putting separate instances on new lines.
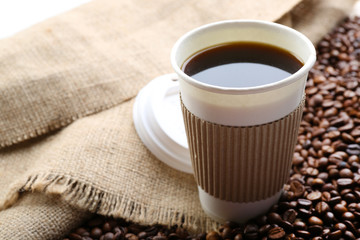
xmin=171 ymin=20 xmax=316 ymax=223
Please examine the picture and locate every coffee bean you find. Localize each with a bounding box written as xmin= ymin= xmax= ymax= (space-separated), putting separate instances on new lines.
xmin=323 ymin=211 xmax=335 ymax=224
xmin=153 ymin=236 xmax=167 ymax=240
xmin=334 ymin=222 xmax=347 ymax=232
xmin=339 ymin=168 xmax=354 ymax=178
xmin=91 ymin=227 xmax=102 ymax=238
xmin=342 ymin=211 xmax=355 ymax=221
xmin=307 ymin=191 xmax=322 ymax=202
xmin=339 ymin=122 xmax=354 ymax=132
xmin=343 ymin=192 xmax=356 ymax=203
xmin=126 ymin=233 xmax=139 ymax=240
xmin=259 ymin=224 xmax=272 ymax=236
xmin=343 ymin=220 xmax=359 ymax=237
xmin=342 ymin=132 xmax=355 ymax=142
xmin=298 ymin=208 xmax=312 ymax=218
xmin=328 ymin=230 xmax=343 ymax=240
xmin=69 ymin=233 xmax=83 ymax=240
xmin=74 ymin=228 xmax=88 ymax=237
xmin=308 ymin=225 xmax=323 ymax=236
xmin=296 ymin=230 xmax=311 ymax=238
xmin=293 ymin=154 xmax=305 ymax=166
xmin=104 ymin=232 xmax=114 ymax=240
xmin=234 ymin=233 xmax=243 ymax=240
xmin=102 ymin=222 xmax=112 ymax=233
xmin=330 ymin=190 xmax=340 ymax=197
xmin=168 ymin=233 xmax=180 ymax=240
xmin=329 ymin=168 xmax=340 ymax=178
xmin=329 ymin=196 xmax=342 ymax=205
xmin=268 ymin=212 xmax=282 ymax=225
xmin=138 ymin=231 xmax=147 ymax=239
xmin=297 ymin=198 xmax=312 ymax=209
xmin=337 ymin=178 xmax=354 ymax=188
xmin=315 ymin=201 xmax=330 ymax=215
xmin=347 ymin=144 xmax=360 ymax=155
xmin=351 ymin=128 xmax=360 ymax=138
xmin=267 ymin=227 xmax=285 ymax=239
xmin=308 ymin=216 xmax=323 ymax=226
xmin=312 ymin=237 xmax=323 ymax=240
xmin=282 ymin=209 xmax=297 ymax=223
xmin=293 ymin=220 xmax=306 ymax=230
xmin=334 ymin=203 xmax=348 ymax=216
xmin=290 ymin=180 xmax=305 ymax=197
xmin=344 ymin=230 xmax=356 ymax=240
xmin=322 ymin=191 xmax=332 ymax=202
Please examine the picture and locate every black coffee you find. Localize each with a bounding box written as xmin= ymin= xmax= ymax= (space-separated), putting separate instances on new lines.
xmin=181 ymin=41 xmax=303 ymax=88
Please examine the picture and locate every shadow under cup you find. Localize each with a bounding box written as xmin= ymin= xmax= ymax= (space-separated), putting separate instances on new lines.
xmin=171 ymin=20 xmax=316 ymax=223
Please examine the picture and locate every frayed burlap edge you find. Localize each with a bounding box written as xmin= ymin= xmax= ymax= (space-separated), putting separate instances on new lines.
xmin=3 ymin=173 xmax=220 ymax=233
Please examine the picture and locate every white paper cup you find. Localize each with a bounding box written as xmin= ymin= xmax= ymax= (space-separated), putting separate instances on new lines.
xmin=171 ymin=20 xmax=316 ymax=223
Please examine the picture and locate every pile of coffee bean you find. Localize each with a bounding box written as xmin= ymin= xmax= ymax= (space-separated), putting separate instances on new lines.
xmin=64 ymin=16 xmax=360 ymax=240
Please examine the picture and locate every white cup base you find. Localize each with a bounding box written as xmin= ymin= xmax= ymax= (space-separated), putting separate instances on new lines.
xmin=198 ymin=186 xmax=282 ymax=223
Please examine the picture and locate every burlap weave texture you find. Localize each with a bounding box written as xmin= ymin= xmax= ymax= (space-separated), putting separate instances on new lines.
xmin=0 ymin=0 xmax=356 ymax=239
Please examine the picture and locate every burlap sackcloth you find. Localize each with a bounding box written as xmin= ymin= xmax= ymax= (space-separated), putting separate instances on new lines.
xmin=0 ymin=0 xmax=356 ymax=239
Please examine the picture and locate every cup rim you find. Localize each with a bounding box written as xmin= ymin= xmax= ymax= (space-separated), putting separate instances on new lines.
xmin=170 ymin=19 xmax=316 ymax=95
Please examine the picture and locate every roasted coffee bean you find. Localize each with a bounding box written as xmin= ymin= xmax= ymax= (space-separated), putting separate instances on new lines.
xmin=343 ymin=220 xmax=359 ymax=237
xmin=308 ymin=216 xmax=323 ymax=226
xmin=282 ymin=209 xmax=297 ymax=223
xmin=293 ymin=220 xmax=306 ymax=231
xmin=322 ymin=191 xmax=332 ymax=202
xmin=91 ymin=227 xmax=102 ymax=238
xmin=206 ymin=231 xmax=221 ymax=240
xmin=315 ymin=201 xmax=330 ymax=215
xmin=69 ymin=233 xmax=83 ymax=240
xmin=296 ymin=230 xmax=311 ymax=238
xmin=347 ymin=144 xmax=360 ymax=155
xmin=343 ymin=193 xmax=357 ymax=203
xmin=104 ymin=232 xmax=114 ymax=240
xmin=259 ymin=224 xmax=272 ymax=236
xmin=268 ymin=212 xmax=282 ymax=224
xmin=339 ymin=168 xmax=354 ymax=178
xmin=307 ymin=191 xmax=322 ymax=202
xmin=344 ymin=230 xmax=356 ymax=240
xmin=329 ymin=168 xmax=340 ymax=178
xmin=329 ymin=196 xmax=342 ymax=205
xmin=312 ymin=237 xmax=323 ymax=240
xmin=328 ymin=230 xmax=342 ymax=240
xmin=334 ymin=203 xmax=348 ymax=216
xmin=153 ymin=236 xmax=167 ymax=240
xmin=234 ymin=233 xmax=243 ymax=240
xmin=323 ymin=211 xmax=335 ymax=224
xmin=75 ymin=228 xmax=88 ymax=237
xmin=337 ymin=178 xmax=354 ymax=189
xmin=297 ymin=199 xmax=312 ymax=209
xmin=290 ymin=180 xmax=306 ymax=197
xmin=168 ymin=233 xmax=180 ymax=240
xmin=342 ymin=211 xmax=355 ymax=221
xmin=334 ymin=222 xmax=347 ymax=232
xmin=308 ymin=225 xmax=323 ymax=236
xmin=298 ymin=208 xmax=312 ymax=218
xmin=268 ymin=227 xmax=286 ymax=239
xmin=102 ymin=222 xmax=112 ymax=233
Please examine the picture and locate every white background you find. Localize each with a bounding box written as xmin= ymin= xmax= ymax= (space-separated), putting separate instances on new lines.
xmin=0 ymin=0 xmax=359 ymax=40
xmin=0 ymin=0 xmax=91 ymax=39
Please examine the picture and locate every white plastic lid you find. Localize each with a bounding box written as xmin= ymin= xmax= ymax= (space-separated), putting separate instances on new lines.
xmin=133 ymin=73 xmax=192 ymax=174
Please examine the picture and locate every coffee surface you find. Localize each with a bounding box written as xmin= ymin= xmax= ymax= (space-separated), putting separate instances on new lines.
xmin=182 ymin=42 xmax=303 ymax=88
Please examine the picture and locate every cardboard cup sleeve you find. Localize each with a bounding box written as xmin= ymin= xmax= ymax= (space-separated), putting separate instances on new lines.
xmin=181 ymin=97 xmax=305 ymax=203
